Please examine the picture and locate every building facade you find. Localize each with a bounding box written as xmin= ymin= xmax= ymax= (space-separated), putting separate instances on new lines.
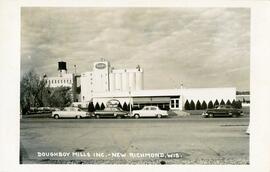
xmin=92 ymin=87 xmax=236 ymax=111
xmin=80 ymin=60 xmax=144 ymax=102
xmin=44 ymin=60 xmax=237 ymax=111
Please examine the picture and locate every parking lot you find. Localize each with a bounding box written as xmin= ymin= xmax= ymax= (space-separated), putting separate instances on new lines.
xmin=20 ymin=115 xmax=249 ymax=164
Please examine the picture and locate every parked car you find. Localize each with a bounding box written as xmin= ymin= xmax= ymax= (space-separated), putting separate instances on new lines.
xmin=52 ymin=107 xmax=90 ymax=119
xmin=201 ymin=105 xmax=243 ymax=118
xmin=93 ymin=107 xmax=129 ymax=119
xmin=26 ymin=107 xmax=54 ymax=115
xmin=131 ymin=106 xmax=168 ymax=119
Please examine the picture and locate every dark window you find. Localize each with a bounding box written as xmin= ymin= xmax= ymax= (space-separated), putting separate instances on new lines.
xmin=150 ymin=107 xmax=156 ymax=110
xmin=171 ymin=100 xmax=175 ymax=108
xmin=176 ymin=100 xmax=179 ymax=108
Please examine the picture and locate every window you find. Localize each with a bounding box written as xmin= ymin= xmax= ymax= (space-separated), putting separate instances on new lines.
xmin=150 ymin=107 xmax=156 ymax=110
xmin=171 ymin=100 xmax=175 ymax=108
xmin=176 ymin=100 xmax=179 ymax=108
xmin=144 ymin=107 xmax=149 ymax=110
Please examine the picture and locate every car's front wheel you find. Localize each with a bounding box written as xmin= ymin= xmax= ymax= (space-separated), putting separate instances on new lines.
xmin=134 ymin=114 xmax=140 ymax=119
xmin=157 ymin=114 xmax=162 ymax=118
xmin=95 ymin=114 xmax=100 ymax=119
xmin=54 ymin=114 xmax=59 ymax=119
xmin=116 ymin=115 xmax=121 ymax=119
xmin=76 ymin=115 xmax=81 ymax=119
xmin=209 ymin=113 xmax=214 ymax=118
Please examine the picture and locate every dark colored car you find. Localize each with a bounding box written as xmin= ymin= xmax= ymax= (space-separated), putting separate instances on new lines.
xmin=93 ymin=107 xmax=129 ymax=119
xmin=202 ymin=105 xmax=243 ymax=118
xmin=26 ymin=107 xmax=55 ymax=115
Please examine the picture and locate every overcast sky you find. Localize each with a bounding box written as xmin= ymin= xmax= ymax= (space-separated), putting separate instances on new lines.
xmin=21 ymin=8 xmax=250 ymax=90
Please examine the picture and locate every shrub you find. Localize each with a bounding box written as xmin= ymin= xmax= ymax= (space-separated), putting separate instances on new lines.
xmin=201 ymin=101 xmax=207 ymax=109
xmin=88 ymin=102 xmax=95 ymax=112
xmin=100 ymin=103 xmax=105 ymax=110
xmin=214 ymin=99 xmax=219 ymax=107
xmin=226 ymin=100 xmax=232 ymax=105
xmin=232 ymin=100 xmax=242 ymax=109
xmin=190 ymin=100 xmax=195 ymax=110
xmin=208 ymin=101 xmax=214 ymax=109
xmin=184 ymin=100 xmax=190 ymax=110
xmin=195 ymin=100 xmax=202 ymax=110
xmin=220 ymin=99 xmax=225 ymax=105
xmin=95 ymin=102 xmax=100 ymax=110
xmin=123 ymin=102 xmax=128 ymax=111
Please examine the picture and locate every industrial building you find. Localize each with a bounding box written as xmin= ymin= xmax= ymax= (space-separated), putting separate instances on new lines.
xmin=44 ymin=60 xmax=237 ymax=111
xmin=43 ymin=61 xmax=78 ymax=101
xmin=80 ymin=59 xmax=143 ymax=102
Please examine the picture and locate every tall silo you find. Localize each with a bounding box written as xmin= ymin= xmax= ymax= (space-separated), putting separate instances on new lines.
xmin=109 ymin=73 xmax=115 ymax=91
xmin=115 ymin=73 xmax=122 ymax=91
xmin=129 ymin=71 xmax=136 ymax=91
xmin=122 ymin=71 xmax=129 ymax=91
xmin=135 ymin=70 xmax=143 ymax=90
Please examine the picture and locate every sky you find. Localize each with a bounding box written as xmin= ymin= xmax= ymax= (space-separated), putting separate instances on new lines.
xmin=21 ymin=8 xmax=250 ymax=90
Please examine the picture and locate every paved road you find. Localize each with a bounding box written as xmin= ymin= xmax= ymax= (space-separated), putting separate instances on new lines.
xmin=20 ymin=116 xmax=249 ymax=164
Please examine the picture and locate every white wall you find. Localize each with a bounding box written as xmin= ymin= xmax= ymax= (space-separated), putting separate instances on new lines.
xmin=93 ymin=61 xmax=110 ymax=93
xmin=80 ymin=71 xmax=93 ymax=102
xmin=181 ymin=87 xmax=236 ymax=104
xmin=45 ymin=73 xmax=73 ymax=88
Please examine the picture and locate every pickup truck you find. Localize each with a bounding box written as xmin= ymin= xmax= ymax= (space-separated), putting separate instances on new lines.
xmin=93 ymin=107 xmax=129 ymax=119
xmin=202 ymin=105 xmax=243 ymax=118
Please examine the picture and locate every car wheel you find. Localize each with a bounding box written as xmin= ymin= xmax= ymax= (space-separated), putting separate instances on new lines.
xmin=157 ymin=114 xmax=162 ymax=118
xmin=95 ymin=114 xmax=100 ymax=119
xmin=116 ymin=115 xmax=121 ymax=119
xmin=54 ymin=114 xmax=59 ymax=119
xmin=232 ymin=114 xmax=237 ymax=118
xmin=76 ymin=115 xmax=81 ymax=119
xmin=209 ymin=113 xmax=213 ymax=118
xmin=134 ymin=114 xmax=140 ymax=119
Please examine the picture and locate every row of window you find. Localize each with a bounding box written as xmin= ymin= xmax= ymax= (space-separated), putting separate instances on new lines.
xmin=45 ymin=79 xmax=72 ymax=84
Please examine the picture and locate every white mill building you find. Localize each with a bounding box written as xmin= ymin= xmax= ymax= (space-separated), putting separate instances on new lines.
xmin=79 ymin=59 xmax=236 ymax=111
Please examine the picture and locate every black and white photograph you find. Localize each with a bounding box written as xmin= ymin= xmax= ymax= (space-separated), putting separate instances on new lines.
xmin=19 ymin=7 xmax=250 ymax=165
xmin=1 ymin=1 xmax=270 ymax=171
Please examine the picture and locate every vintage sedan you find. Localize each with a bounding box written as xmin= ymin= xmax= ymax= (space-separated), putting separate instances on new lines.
xmin=52 ymin=107 xmax=90 ymax=119
xmin=131 ymin=106 xmax=168 ymax=119
xmin=202 ymin=105 xmax=243 ymax=118
xmin=94 ymin=107 xmax=129 ymax=119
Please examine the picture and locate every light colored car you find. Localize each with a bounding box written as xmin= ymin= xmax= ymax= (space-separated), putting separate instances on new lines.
xmin=52 ymin=107 xmax=90 ymax=119
xmin=131 ymin=106 xmax=168 ymax=119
